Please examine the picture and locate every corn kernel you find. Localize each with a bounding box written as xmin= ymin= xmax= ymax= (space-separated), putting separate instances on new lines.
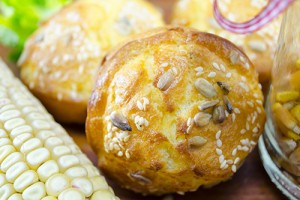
xmin=284 ymin=131 xmax=300 ymax=141
xmin=290 ymin=71 xmax=300 ymax=89
xmin=0 ymin=59 xmax=118 ymax=199
xmin=273 ymin=103 xmax=299 ymax=132
xmin=276 ymin=91 xmax=300 ymax=102
xmin=296 ymin=58 xmax=300 ymax=69
xmin=291 ymin=105 xmax=300 ymax=122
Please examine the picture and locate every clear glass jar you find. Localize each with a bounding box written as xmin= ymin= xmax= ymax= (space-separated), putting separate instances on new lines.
xmin=259 ymin=0 xmax=300 ymax=199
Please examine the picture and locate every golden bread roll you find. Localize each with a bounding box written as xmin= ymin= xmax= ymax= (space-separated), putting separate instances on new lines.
xmin=19 ymin=0 xmax=164 ymax=123
xmin=171 ymin=0 xmax=281 ymax=83
xmin=86 ymin=27 xmax=266 ymax=195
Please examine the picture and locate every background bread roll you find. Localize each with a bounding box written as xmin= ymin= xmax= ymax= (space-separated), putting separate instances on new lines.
xmin=19 ymin=0 xmax=165 ymax=123
xmin=171 ymin=0 xmax=281 ymax=83
xmin=86 ymin=27 xmax=266 ymax=195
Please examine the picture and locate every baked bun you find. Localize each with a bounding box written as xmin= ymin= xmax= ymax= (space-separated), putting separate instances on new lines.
xmin=19 ymin=0 xmax=164 ymax=123
xmin=86 ymin=27 xmax=266 ymax=195
xmin=171 ymin=0 xmax=281 ymax=83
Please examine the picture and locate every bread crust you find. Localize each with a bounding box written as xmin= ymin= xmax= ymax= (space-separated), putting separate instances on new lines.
xmin=171 ymin=0 xmax=281 ymax=84
xmin=19 ymin=0 xmax=164 ymax=123
xmin=86 ymin=27 xmax=266 ymax=195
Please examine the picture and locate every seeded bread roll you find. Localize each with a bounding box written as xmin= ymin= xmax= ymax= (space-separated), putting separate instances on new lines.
xmin=86 ymin=27 xmax=266 ymax=195
xmin=19 ymin=0 xmax=164 ymax=123
xmin=171 ymin=0 xmax=281 ymax=83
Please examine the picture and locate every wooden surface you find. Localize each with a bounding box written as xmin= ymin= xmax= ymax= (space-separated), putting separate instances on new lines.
xmin=0 ymin=0 xmax=287 ymax=199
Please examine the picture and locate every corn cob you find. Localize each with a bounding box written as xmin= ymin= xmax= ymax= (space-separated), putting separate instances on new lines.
xmin=0 ymin=59 xmax=119 ymax=200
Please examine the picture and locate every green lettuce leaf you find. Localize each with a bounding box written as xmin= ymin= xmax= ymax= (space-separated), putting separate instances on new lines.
xmin=0 ymin=0 xmax=71 ymax=61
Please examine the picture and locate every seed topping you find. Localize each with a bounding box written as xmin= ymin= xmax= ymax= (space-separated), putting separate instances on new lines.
xmin=194 ymin=112 xmax=212 ymax=127
xmin=213 ymin=105 xmax=226 ymax=123
xmin=217 ymin=81 xmax=230 ymax=95
xmin=194 ymin=78 xmax=217 ymax=98
xmin=110 ymin=111 xmax=132 ymax=131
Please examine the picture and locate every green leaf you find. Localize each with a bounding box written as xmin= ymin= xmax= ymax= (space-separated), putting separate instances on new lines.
xmin=0 ymin=0 xmax=71 ymax=61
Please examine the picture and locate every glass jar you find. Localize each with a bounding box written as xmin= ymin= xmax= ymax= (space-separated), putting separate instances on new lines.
xmin=259 ymin=0 xmax=300 ymax=199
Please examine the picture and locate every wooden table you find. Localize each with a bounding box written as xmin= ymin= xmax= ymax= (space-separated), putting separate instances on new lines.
xmin=0 ymin=0 xmax=287 ymax=199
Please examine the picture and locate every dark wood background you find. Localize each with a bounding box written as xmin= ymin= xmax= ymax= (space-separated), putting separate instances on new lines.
xmin=0 ymin=0 xmax=287 ymax=199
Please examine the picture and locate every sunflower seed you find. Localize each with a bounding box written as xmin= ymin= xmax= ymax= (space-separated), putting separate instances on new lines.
xmin=213 ymin=105 xmax=226 ymax=123
xmin=194 ymin=112 xmax=212 ymax=127
xmin=157 ymin=70 xmax=175 ymax=91
xmin=217 ymin=81 xmax=230 ymax=95
xmin=194 ymin=78 xmax=217 ymax=98
xmin=110 ymin=111 xmax=132 ymax=131
xmin=198 ymin=100 xmax=219 ymax=111
xmin=223 ymin=96 xmax=233 ymax=114
xmin=188 ymin=136 xmax=207 ymax=148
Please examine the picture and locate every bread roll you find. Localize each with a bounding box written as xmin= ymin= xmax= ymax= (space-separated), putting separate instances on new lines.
xmin=86 ymin=27 xmax=266 ymax=195
xmin=171 ymin=0 xmax=281 ymax=83
xmin=19 ymin=0 xmax=164 ymax=123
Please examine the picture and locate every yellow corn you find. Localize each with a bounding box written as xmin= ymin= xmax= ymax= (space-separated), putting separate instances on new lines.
xmin=276 ymin=91 xmax=299 ymax=103
xmin=291 ymin=105 xmax=300 ymax=122
xmin=290 ymin=71 xmax=300 ymax=89
xmin=296 ymin=58 xmax=300 ymax=69
xmin=284 ymin=131 xmax=300 ymax=141
xmin=273 ymin=103 xmax=300 ymax=134
xmin=0 ymin=59 xmax=119 ymax=200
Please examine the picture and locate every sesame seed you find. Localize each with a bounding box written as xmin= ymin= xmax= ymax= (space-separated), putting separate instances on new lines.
xmin=257 ymin=107 xmax=262 ymax=114
xmin=241 ymin=76 xmax=246 ymax=82
xmin=217 ymin=139 xmax=222 ymax=147
xmin=208 ymin=72 xmax=217 ymax=78
xmin=226 ymin=159 xmax=233 ymax=164
xmin=245 ymin=63 xmax=250 ymax=70
xmin=220 ymin=160 xmax=227 ymax=169
xmin=237 ymin=145 xmax=242 ymax=150
xmin=216 ymin=130 xmax=222 ymax=139
xmin=232 ymin=113 xmax=236 ymax=122
xmin=161 ymin=62 xmax=169 ymax=67
xmin=240 ymin=129 xmax=246 ymax=134
xmin=247 ymin=101 xmax=254 ymax=107
xmin=187 ymin=117 xmax=193 ymax=127
xmin=234 ymin=108 xmax=240 ymax=114
xmin=220 ymin=64 xmax=226 ymax=72
xmin=225 ymin=110 xmax=229 ymax=117
xmin=250 ymin=141 xmax=256 ymax=146
xmin=226 ymin=72 xmax=232 ymax=78
xmin=247 ymin=115 xmax=251 ymax=121
xmin=234 ymin=157 xmax=240 ymax=165
xmin=232 ymin=148 xmax=237 ymax=156
xmin=216 ymin=148 xmax=222 ymax=155
xmin=239 ymin=82 xmax=249 ymax=92
xmin=252 ymin=115 xmax=257 ymax=124
xmin=241 ymin=146 xmax=250 ymax=152
xmin=252 ymin=127 xmax=259 ymax=133
xmin=137 ymin=101 xmax=143 ymax=110
xmin=256 ymin=100 xmax=263 ymax=105
xmin=219 ymin=155 xmax=225 ymax=163
xmin=212 ymin=62 xmax=220 ymax=71
xmin=241 ymin=139 xmax=249 ymax=146
xmin=246 ymin=122 xmax=250 ymax=130
xmin=254 ymin=93 xmax=259 ymax=98
xmin=195 ymin=66 xmax=203 ymax=72
xmin=125 ymin=149 xmax=130 ymax=159
xmin=117 ymin=151 xmax=123 ymax=157
xmin=258 ymin=83 xmax=262 ymax=89
xmin=143 ymin=97 xmax=150 ymax=105
xmin=232 ymin=165 xmax=237 ymax=173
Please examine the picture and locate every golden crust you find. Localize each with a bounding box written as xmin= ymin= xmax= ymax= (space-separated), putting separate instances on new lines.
xmin=86 ymin=27 xmax=266 ymax=195
xmin=19 ymin=0 xmax=164 ymax=123
xmin=171 ymin=0 xmax=281 ymax=83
